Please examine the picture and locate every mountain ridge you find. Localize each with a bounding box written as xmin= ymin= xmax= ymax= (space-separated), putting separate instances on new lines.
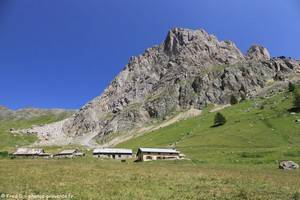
xmin=23 ymin=27 xmax=300 ymax=146
xmin=0 ymin=105 xmax=75 ymax=121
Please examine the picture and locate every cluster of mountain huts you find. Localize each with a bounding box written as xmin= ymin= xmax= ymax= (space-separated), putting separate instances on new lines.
xmin=12 ymin=147 xmax=185 ymax=161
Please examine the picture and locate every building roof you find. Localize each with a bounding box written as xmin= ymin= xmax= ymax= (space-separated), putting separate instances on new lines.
xmin=13 ymin=148 xmax=44 ymax=155
xmin=138 ymin=148 xmax=179 ymax=154
xmin=58 ymin=149 xmax=78 ymax=155
xmin=93 ymin=148 xmax=132 ymax=154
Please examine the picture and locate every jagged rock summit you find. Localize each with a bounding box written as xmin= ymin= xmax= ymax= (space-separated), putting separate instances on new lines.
xmin=246 ymin=45 xmax=271 ymax=61
xmin=29 ymin=28 xmax=300 ymax=146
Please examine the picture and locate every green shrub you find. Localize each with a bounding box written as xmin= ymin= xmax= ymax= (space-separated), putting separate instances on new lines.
xmin=240 ymin=94 xmax=247 ymax=101
xmin=0 ymin=151 xmax=8 ymax=158
xmin=213 ymin=112 xmax=226 ymax=127
xmin=230 ymin=95 xmax=239 ymax=105
xmin=294 ymin=93 xmax=300 ymax=110
xmin=289 ymin=82 xmax=296 ymax=92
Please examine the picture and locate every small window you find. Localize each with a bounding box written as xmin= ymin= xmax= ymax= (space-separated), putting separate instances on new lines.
xmin=146 ymin=156 xmax=152 ymax=160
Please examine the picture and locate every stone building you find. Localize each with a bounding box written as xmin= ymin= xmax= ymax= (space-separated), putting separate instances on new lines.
xmin=54 ymin=149 xmax=84 ymax=158
xmin=93 ymin=148 xmax=133 ymax=159
xmin=136 ymin=148 xmax=181 ymax=161
xmin=13 ymin=148 xmax=50 ymax=158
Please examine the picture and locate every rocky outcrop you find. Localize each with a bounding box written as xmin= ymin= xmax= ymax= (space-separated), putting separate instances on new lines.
xmin=246 ymin=45 xmax=271 ymax=61
xmin=52 ymin=28 xmax=300 ymax=144
xmin=279 ymin=160 xmax=299 ymax=170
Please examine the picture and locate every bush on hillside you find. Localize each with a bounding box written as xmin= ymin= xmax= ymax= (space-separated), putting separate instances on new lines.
xmin=240 ymin=94 xmax=247 ymax=101
xmin=294 ymin=93 xmax=300 ymax=111
xmin=289 ymin=82 xmax=296 ymax=92
xmin=0 ymin=151 xmax=8 ymax=158
xmin=230 ymin=95 xmax=239 ymax=105
xmin=213 ymin=112 xmax=226 ymax=127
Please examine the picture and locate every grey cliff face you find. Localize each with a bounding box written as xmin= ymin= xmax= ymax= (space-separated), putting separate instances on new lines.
xmin=62 ymin=28 xmax=300 ymax=141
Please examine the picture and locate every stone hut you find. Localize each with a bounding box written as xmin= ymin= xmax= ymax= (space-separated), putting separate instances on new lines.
xmin=54 ymin=149 xmax=84 ymax=158
xmin=13 ymin=148 xmax=48 ymax=158
xmin=93 ymin=148 xmax=133 ymax=159
xmin=136 ymin=148 xmax=181 ymax=162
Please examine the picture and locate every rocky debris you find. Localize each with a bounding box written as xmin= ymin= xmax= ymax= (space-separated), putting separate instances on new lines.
xmin=28 ymin=28 xmax=300 ymax=146
xmin=279 ymin=160 xmax=299 ymax=170
xmin=20 ymin=119 xmax=73 ymax=146
xmin=246 ymin=45 xmax=271 ymax=61
xmin=1 ymin=107 xmax=75 ymax=146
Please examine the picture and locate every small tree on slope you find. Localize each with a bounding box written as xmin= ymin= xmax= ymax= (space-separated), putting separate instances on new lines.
xmin=289 ymin=82 xmax=295 ymax=92
xmin=230 ymin=95 xmax=239 ymax=105
xmin=294 ymin=93 xmax=300 ymax=111
xmin=213 ymin=112 xmax=227 ymax=127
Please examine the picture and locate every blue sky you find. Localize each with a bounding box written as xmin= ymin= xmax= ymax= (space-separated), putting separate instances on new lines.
xmin=1 ymin=0 xmax=300 ymax=109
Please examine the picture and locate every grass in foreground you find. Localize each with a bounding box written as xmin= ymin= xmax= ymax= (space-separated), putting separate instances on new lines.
xmin=0 ymin=158 xmax=299 ymax=200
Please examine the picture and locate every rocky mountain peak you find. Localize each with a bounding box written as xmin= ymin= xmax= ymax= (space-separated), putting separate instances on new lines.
xmin=164 ymin=28 xmax=245 ymax=66
xmin=246 ymin=45 xmax=271 ymax=61
xmin=29 ymin=27 xmax=300 ymax=147
xmin=164 ymin=28 xmax=209 ymax=53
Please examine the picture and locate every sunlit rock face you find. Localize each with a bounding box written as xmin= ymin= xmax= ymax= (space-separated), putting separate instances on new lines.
xmin=62 ymin=28 xmax=300 ymax=141
xmin=246 ymin=45 xmax=271 ymax=61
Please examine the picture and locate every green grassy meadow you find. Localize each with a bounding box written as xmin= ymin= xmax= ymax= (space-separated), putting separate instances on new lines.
xmin=0 ymin=158 xmax=300 ymax=200
xmin=0 ymin=86 xmax=300 ymax=199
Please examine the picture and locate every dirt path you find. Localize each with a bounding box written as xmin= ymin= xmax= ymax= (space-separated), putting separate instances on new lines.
xmin=209 ymin=104 xmax=231 ymax=113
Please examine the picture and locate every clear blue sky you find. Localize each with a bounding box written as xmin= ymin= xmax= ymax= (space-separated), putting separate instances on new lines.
xmin=1 ymin=0 xmax=300 ymax=109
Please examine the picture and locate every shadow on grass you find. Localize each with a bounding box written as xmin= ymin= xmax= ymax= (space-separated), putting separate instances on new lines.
xmin=210 ymin=124 xmax=225 ymax=128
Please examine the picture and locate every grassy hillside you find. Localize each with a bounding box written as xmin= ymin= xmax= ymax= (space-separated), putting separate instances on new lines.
xmin=0 ymin=112 xmax=72 ymax=151
xmin=118 ymin=86 xmax=300 ymax=165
